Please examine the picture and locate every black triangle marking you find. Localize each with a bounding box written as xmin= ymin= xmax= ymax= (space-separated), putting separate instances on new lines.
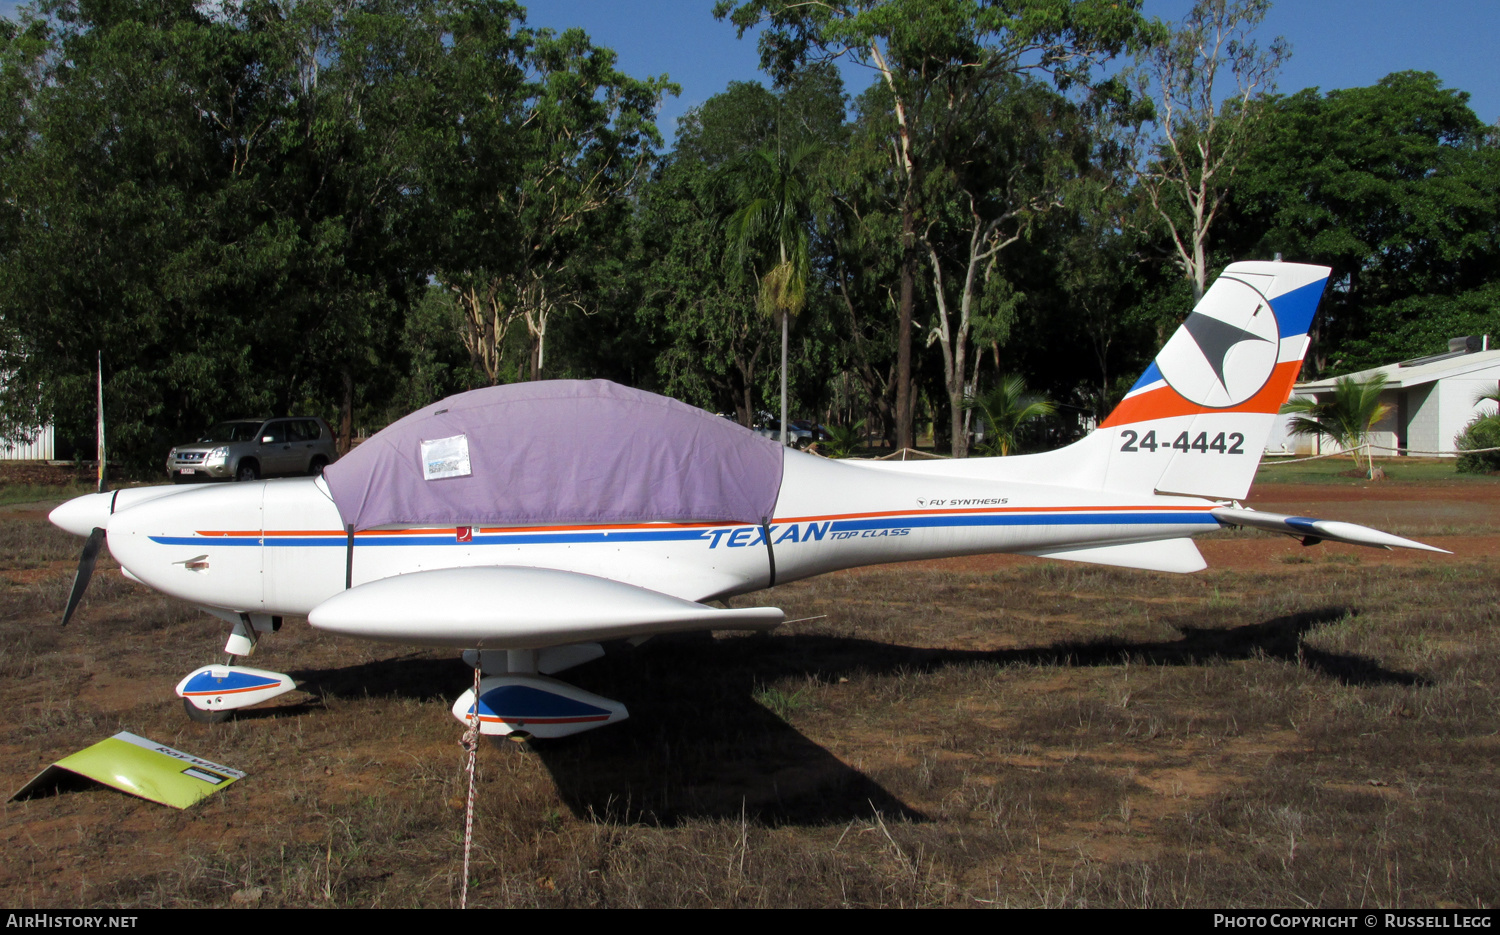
xmin=1182 ymin=312 xmax=1272 ymax=390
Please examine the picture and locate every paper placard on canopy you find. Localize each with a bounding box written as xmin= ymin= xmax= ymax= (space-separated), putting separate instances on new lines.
xmin=10 ymin=731 xmax=245 ymax=809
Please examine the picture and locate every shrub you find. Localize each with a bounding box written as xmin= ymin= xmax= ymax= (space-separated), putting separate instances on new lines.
xmin=1455 ymin=414 xmax=1500 ymax=473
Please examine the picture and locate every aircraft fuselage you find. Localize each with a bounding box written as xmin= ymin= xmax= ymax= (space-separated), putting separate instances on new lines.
xmin=83 ymin=450 xmax=1218 ymax=632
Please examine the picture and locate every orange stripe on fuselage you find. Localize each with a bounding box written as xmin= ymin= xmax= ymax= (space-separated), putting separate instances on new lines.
xmin=1101 ymin=360 xmax=1302 ymax=428
xmin=202 ymin=520 xmax=742 ymax=538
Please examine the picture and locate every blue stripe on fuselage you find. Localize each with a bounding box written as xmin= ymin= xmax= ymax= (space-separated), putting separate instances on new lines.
xmin=148 ymin=509 xmax=1215 ymax=549
xmin=829 ymin=512 xmax=1216 ymax=533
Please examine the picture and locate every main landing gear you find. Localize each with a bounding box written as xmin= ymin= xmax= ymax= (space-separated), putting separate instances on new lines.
xmin=451 ymin=645 xmax=628 ymax=741
xmin=176 ymin=611 xmax=295 ymax=723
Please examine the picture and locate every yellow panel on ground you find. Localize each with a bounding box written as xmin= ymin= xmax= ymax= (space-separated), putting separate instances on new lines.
xmin=10 ymin=731 xmax=245 ymax=809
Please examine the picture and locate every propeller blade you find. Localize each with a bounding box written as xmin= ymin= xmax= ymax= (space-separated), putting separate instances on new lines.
xmin=61 ymin=527 xmax=105 ymax=627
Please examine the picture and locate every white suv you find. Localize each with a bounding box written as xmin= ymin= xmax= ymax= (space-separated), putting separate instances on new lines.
xmin=166 ymin=417 xmax=338 ymax=482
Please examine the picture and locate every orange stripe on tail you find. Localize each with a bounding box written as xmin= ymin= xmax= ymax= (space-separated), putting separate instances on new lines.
xmin=1101 ymin=360 xmax=1303 ymax=428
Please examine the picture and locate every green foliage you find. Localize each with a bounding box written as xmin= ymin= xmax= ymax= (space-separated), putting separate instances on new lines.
xmin=725 ymin=142 xmax=822 ymax=323
xmin=820 ymin=420 xmax=867 ymax=458
xmin=0 ymin=0 xmax=1492 ymax=475
xmin=639 ymin=74 xmax=844 ymax=426
xmin=0 ymin=1 xmax=670 ymax=468
xmin=1339 ymin=283 xmax=1500 ymax=374
xmin=431 ymin=16 xmax=674 ymax=385
xmin=1456 ymin=414 xmax=1500 ymax=474
xmin=1227 ymin=72 xmax=1500 ymax=370
xmin=0 ymin=1 xmax=459 ymax=465
xmin=966 ymin=375 xmax=1056 ymax=456
xmin=1280 ymin=374 xmax=1392 ymax=477
xmin=717 ymin=0 xmax=1160 ymax=451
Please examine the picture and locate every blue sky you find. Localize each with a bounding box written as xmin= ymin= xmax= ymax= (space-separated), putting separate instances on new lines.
xmin=520 ymin=0 xmax=1500 ymax=143
xmin=1 ymin=1 xmax=1495 ymax=143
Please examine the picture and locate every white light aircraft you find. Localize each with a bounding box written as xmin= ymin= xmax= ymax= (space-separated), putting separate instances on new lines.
xmin=49 ymin=262 xmax=1445 ymax=739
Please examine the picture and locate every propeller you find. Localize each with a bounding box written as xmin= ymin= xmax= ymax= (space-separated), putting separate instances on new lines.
xmin=61 ymin=526 xmax=106 ymax=627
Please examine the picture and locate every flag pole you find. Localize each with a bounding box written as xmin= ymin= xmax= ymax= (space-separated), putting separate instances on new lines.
xmin=96 ymin=351 xmax=106 ymax=494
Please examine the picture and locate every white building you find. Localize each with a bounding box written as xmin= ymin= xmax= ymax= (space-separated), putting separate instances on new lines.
xmin=0 ymin=424 xmax=55 ymax=460
xmin=1266 ymin=336 xmax=1500 ymax=458
xmin=0 ymin=367 xmax=55 ymax=460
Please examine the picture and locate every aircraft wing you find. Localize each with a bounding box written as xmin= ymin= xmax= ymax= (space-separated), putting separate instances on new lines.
xmin=307 ymin=566 xmax=784 ymax=649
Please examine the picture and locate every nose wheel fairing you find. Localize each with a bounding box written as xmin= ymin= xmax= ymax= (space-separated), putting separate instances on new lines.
xmin=175 ymin=664 xmax=296 ymax=718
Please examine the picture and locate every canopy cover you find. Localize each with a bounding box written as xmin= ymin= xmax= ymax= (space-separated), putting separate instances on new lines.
xmin=322 ymin=380 xmax=785 ymax=531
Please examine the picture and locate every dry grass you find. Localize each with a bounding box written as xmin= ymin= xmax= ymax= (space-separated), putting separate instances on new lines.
xmin=0 ymin=503 xmax=1495 ymax=908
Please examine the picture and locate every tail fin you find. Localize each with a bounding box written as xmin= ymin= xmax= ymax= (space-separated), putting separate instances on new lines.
xmin=857 ymin=261 xmax=1330 ymax=501
xmin=1095 ymin=261 xmax=1329 ymax=500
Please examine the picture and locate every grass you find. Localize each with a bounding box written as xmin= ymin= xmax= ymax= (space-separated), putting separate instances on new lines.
xmin=0 ymin=482 xmax=97 ymax=508
xmin=1255 ymin=456 xmax=1500 ymax=486
xmin=0 ymin=492 xmax=1494 ymax=907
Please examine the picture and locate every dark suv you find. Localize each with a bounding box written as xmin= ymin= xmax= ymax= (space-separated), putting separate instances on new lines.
xmin=166 ymin=417 xmax=339 ymax=482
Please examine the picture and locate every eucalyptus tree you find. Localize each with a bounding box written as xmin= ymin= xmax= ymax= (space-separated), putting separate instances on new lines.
xmin=429 ymin=17 xmax=673 ymax=386
xmin=1129 ymin=0 xmax=1287 ymax=303
xmin=716 ymin=0 xmax=1160 ymax=451
xmin=917 ymin=76 xmax=1094 ymax=457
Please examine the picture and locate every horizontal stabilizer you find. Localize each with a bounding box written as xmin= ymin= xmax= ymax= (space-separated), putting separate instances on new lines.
xmin=308 ymin=566 xmax=785 ymax=648
xmin=1022 ymin=537 xmax=1207 ymax=573
xmin=1211 ymin=508 xmax=1449 ymax=553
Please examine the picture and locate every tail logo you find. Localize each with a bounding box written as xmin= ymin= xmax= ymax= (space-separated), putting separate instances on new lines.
xmin=1155 ymin=277 xmax=1280 ymax=409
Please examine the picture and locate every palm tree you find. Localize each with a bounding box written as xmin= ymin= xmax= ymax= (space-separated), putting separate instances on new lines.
xmin=820 ymin=419 xmax=866 ymax=459
xmin=1281 ymin=373 xmax=1392 ymax=478
xmin=967 ymin=376 xmax=1056 ymax=457
xmin=725 ymin=141 xmax=822 ymax=445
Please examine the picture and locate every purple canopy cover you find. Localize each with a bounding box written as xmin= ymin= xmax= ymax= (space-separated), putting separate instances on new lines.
xmin=322 ymin=380 xmax=785 ymax=531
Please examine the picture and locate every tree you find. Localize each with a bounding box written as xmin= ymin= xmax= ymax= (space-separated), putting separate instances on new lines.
xmin=0 ymin=0 xmax=460 ymax=464
xmin=966 ymin=374 xmax=1055 ymax=456
xmin=1339 ymin=283 xmax=1500 ymax=374
xmin=725 ymin=140 xmax=822 ymax=444
xmin=916 ymin=76 xmax=1088 ymax=457
xmin=0 ymin=1 xmax=293 ymax=466
xmin=1130 ymin=0 xmax=1287 ymax=303
xmin=639 ymin=74 xmax=845 ymax=426
xmin=431 ymin=19 xmax=672 ymax=387
xmin=637 ymin=84 xmax=780 ymax=424
xmin=716 ymin=0 xmax=1159 ymax=451
xmin=1227 ymin=72 xmax=1500 ymax=373
xmin=1281 ymin=373 xmax=1391 ymax=478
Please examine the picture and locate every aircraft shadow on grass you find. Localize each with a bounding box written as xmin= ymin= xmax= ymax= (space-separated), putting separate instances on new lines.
xmin=282 ymin=604 xmax=1424 ymax=827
